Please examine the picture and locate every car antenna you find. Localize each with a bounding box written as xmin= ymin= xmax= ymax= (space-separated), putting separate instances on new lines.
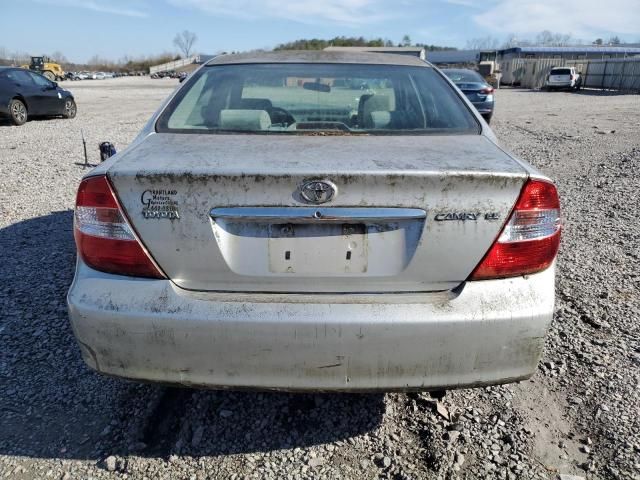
xmin=75 ymin=129 xmax=96 ymax=168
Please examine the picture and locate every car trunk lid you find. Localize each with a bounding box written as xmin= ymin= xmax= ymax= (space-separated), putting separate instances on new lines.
xmin=455 ymin=82 xmax=491 ymax=102
xmin=107 ymin=133 xmax=527 ymax=293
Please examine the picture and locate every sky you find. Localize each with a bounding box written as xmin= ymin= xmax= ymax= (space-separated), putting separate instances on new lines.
xmin=2 ymin=0 xmax=639 ymax=63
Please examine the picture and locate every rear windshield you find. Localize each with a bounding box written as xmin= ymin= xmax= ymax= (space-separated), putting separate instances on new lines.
xmin=442 ymin=70 xmax=485 ymax=83
xmin=551 ymin=68 xmax=571 ymax=75
xmin=156 ymin=63 xmax=480 ymax=135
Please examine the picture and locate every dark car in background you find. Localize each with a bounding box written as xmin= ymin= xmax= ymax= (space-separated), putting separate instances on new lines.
xmin=442 ymin=68 xmax=495 ymax=123
xmin=0 ymin=67 xmax=76 ymax=125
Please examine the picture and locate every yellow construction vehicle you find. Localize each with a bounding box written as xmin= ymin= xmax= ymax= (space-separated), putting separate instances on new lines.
xmin=21 ymin=56 xmax=65 ymax=81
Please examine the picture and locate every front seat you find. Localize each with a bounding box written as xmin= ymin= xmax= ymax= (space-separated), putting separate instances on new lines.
xmin=358 ymin=94 xmax=392 ymax=129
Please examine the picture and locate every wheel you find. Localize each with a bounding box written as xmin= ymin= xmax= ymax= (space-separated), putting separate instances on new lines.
xmin=62 ymin=98 xmax=77 ymax=119
xmin=43 ymin=71 xmax=55 ymax=81
xmin=9 ymin=98 xmax=27 ymax=125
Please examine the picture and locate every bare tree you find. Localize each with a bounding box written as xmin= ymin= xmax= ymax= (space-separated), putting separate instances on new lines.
xmin=12 ymin=51 xmax=31 ymax=66
xmin=608 ymin=36 xmax=621 ymax=45
xmin=535 ymin=30 xmax=573 ymax=47
xmin=502 ymin=34 xmax=519 ymax=48
xmin=401 ymin=35 xmax=412 ymax=47
xmin=465 ymin=36 xmax=499 ymax=50
xmin=502 ymin=35 xmax=532 ymax=49
xmin=174 ymin=30 xmax=198 ymax=58
xmin=50 ymin=50 xmax=68 ymax=63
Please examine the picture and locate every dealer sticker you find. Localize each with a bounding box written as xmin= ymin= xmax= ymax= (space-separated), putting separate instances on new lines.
xmin=141 ymin=189 xmax=180 ymax=219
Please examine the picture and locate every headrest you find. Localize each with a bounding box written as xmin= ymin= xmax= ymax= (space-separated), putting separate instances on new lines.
xmin=362 ymin=94 xmax=392 ymax=112
xmin=367 ymin=111 xmax=392 ymax=129
xmin=219 ymin=110 xmax=271 ymax=131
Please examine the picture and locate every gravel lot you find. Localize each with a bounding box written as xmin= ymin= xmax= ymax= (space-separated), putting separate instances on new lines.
xmin=0 ymin=77 xmax=638 ymax=480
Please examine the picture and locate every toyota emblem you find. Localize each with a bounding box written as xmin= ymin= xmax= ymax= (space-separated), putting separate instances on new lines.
xmin=299 ymin=180 xmax=337 ymax=204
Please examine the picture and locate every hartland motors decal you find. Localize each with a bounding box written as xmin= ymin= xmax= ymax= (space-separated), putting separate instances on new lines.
xmin=141 ymin=189 xmax=180 ymax=219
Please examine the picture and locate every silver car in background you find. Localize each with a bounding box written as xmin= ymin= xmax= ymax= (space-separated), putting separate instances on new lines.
xmin=442 ymin=68 xmax=496 ymax=123
xmin=68 ymin=52 xmax=561 ymax=392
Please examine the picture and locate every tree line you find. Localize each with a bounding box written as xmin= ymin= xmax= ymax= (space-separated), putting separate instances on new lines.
xmin=0 ymin=46 xmax=180 ymax=73
xmin=466 ymin=31 xmax=629 ymax=50
xmin=274 ymin=36 xmax=457 ymax=52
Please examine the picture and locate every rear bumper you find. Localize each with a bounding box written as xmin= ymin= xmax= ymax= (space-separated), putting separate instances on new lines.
xmin=67 ymin=261 xmax=555 ymax=392
xmin=545 ymin=81 xmax=573 ymax=88
xmin=471 ymin=100 xmax=494 ymax=115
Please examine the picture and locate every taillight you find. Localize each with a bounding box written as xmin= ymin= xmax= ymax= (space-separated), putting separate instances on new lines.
xmin=469 ymin=179 xmax=561 ymax=280
xmin=481 ymin=87 xmax=495 ymax=94
xmin=74 ymin=175 xmax=164 ymax=278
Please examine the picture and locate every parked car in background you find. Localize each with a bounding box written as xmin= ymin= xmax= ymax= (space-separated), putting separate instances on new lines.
xmin=68 ymin=71 xmax=88 ymax=81
xmin=545 ymin=67 xmax=582 ymax=91
xmin=442 ymin=68 xmax=495 ymax=123
xmin=0 ymin=67 xmax=76 ymax=125
xmin=68 ymin=52 xmax=560 ymax=393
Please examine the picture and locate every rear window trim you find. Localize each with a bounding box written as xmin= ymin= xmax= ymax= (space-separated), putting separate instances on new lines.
xmin=154 ymin=62 xmax=482 ymax=136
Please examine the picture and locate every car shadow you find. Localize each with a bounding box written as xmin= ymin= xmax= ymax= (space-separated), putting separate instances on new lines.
xmin=571 ymin=89 xmax=639 ymax=96
xmin=0 ymin=116 xmax=65 ymax=127
xmin=0 ymin=211 xmax=385 ymax=462
xmin=505 ymin=87 xmax=637 ymax=96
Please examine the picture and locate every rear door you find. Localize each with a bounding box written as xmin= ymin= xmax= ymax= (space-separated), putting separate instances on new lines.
xmin=5 ymin=70 xmax=41 ymax=113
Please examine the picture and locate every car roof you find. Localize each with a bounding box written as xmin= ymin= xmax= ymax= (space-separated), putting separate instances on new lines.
xmin=206 ymin=51 xmax=431 ymax=67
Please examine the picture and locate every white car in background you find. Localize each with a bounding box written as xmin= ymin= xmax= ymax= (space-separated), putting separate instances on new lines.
xmin=545 ymin=67 xmax=582 ymax=91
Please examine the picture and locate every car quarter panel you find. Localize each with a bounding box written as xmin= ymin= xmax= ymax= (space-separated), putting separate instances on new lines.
xmin=68 ymin=261 xmax=555 ymax=391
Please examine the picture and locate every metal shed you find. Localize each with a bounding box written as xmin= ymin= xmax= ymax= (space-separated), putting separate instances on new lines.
xmin=499 ymin=46 xmax=640 ymax=61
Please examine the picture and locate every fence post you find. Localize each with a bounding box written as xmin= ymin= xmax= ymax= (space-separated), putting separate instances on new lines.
xmin=583 ymin=61 xmax=590 ymax=88
xmin=603 ymin=61 xmax=609 ymax=90
xmin=618 ymin=60 xmax=627 ymax=91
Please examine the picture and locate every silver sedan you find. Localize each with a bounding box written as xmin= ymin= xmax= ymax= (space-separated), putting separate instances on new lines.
xmin=68 ymin=51 xmax=561 ymax=392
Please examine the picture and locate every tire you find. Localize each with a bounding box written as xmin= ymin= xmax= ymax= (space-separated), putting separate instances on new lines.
xmin=483 ymin=113 xmax=493 ymax=124
xmin=43 ymin=71 xmax=55 ymax=81
xmin=62 ymin=98 xmax=77 ymax=119
xmin=9 ymin=98 xmax=27 ymax=125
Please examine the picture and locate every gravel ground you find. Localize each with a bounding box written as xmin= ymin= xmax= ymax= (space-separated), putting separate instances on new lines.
xmin=0 ymin=78 xmax=638 ymax=480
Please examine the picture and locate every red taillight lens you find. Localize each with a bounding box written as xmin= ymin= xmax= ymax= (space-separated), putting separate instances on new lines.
xmin=74 ymin=175 xmax=164 ymax=278
xmin=469 ymin=179 xmax=561 ymax=280
xmin=481 ymin=87 xmax=495 ymax=94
